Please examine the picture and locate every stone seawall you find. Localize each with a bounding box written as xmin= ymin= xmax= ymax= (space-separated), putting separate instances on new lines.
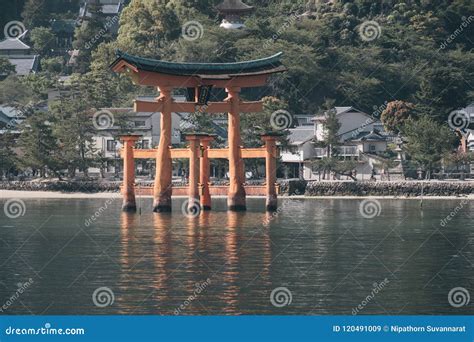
xmin=279 ymin=180 xmax=473 ymax=197
xmin=0 ymin=181 xmax=121 ymax=193
xmin=1 ymin=180 xmax=473 ymax=197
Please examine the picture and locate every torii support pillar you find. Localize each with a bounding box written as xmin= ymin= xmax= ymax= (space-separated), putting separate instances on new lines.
xmin=200 ymin=135 xmax=215 ymax=210
xmin=153 ymin=87 xmax=173 ymax=212
xmin=226 ymin=87 xmax=246 ymax=211
xmin=262 ymin=135 xmax=278 ymax=211
xmin=186 ymin=134 xmax=201 ymax=210
xmin=121 ymin=135 xmax=140 ymax=212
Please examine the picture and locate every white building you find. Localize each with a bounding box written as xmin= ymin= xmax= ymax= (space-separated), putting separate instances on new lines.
xmin=281 ymin=107 xmax=393 ymax=180
xmin=88 ymin=103 xmax=183 ymax=178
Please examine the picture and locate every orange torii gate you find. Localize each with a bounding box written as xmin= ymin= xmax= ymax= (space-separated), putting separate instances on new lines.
xmin=119 ymin=133 xmax=280 ymax=213
xmin=111 ymin=50 xmax=285 ymax=212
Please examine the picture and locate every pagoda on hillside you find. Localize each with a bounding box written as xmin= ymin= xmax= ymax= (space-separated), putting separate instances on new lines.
xmin=216 ymin=0 xmax=254 ymax=30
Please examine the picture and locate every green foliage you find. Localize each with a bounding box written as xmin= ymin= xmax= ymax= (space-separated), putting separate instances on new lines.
xmin=30 ymin=27 xmax=56 ymax=56
xmin=320 ymin=99 xmax=341 ymax=157
xmin=17 ymin=110 xmax=62 ymax=177
xmin=41 ymin=56 xmax=64 ymax=74
xmin=402 ymin=115 xmax=458 ymax=179
xmin=0 ymin=57 xmax=16 ymax=76
xmin=21 ymin=0 xmax=49 ymax=28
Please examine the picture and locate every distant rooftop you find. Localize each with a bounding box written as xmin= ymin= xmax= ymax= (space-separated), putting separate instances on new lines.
xmin=288 ymin=127 xmax=314 ymax=145
xmin=0 ymin=39 xmax=31 ymax=51
xmin=7 ymin=55 xmax=39 ymax=75
xmin=350 ymin=130 xmax=386 ymax=142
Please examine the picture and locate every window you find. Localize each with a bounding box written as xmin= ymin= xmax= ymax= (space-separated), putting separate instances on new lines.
xmin=369 ymin=144 xmax=376 ymax=152
xmin=106 ymin=140 xmax=116 ymax=152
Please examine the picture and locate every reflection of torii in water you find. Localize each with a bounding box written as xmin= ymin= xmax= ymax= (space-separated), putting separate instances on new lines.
xmin=111 ymin=50 xmax=286 ymax=213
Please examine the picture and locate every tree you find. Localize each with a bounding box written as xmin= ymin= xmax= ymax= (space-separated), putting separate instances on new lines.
xmin=117 ymin=0 xmax=180 ymax=57
xmin=30 ymin=27 xmax=56 ymax=57
xmin=402 ymin=115 xmax=457 ymax=179
xmin=73 ymin=1 xmax=108 ymax=73
xmin=41 ymin=56 xmax=63 ymax=74
xmin=320 ymin=99 xmax=341 ymax=158
xmin=21 ymin=0 xmax=48 ymax=28
xmin=50 ymin=95 xmax=98 ymax=178
xmin=0 ymin=132 xmax=17 ymax=180
xmin=17 ymin=110 xmax=62 ymax=178
xmin=0 ymin=57 xmax=16 ymax=76
xmin=381 ymin=100 xmax=415 ymax=133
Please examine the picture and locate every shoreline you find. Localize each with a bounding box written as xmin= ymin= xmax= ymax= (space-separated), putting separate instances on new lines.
xmin=1 ymin=190 xmax=472 ymax=200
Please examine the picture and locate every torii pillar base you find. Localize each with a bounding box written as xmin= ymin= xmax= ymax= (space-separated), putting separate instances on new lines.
xmin=120 ymin=135 xmax=140 ymax=212
xmin=262 ymin=135 xmax=279 ymax=212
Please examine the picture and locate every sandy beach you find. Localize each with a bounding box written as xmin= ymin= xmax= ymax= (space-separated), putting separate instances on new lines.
xmin=1 ymin=190 xmax=472 ymax=200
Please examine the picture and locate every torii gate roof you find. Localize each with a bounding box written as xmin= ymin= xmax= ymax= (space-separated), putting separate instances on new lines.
xmin=110 ymin=50 xmax=286 ymax=79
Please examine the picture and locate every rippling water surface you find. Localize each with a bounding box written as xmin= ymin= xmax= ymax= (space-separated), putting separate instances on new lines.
xmin=0 ymin=197 xmax=472 ymax=315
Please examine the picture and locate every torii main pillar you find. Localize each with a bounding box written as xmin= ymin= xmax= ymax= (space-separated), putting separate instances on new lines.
xmin=226 ymin=87 xmax=246 ymax=211
xmin=199 ymin=134 xmax=215 ymax=210
xmin=120 ymin=135 xmax=140 ymax=212
xmin=153 ymin=87 xmax=173 ymax=212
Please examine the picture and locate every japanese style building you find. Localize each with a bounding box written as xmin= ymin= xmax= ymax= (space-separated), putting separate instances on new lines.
xmin=216 ymin=0 xmax=254 ymax=29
